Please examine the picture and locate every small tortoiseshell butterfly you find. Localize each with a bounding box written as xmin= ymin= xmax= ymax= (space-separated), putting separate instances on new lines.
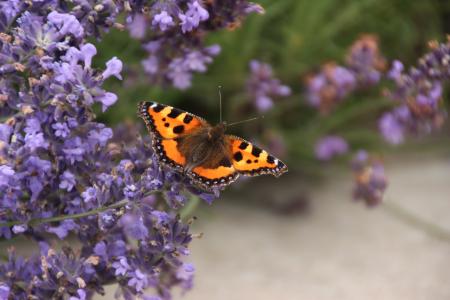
xmin=138 ymin=101 xmax=288 ymax=190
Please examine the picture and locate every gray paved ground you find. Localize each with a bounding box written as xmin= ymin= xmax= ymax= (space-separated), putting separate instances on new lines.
xmin=100 ymin=152 xmax=450 ymax=300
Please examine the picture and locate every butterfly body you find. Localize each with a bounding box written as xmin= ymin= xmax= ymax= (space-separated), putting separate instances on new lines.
xmin=138 ymin=101 xmax=287 ymax=190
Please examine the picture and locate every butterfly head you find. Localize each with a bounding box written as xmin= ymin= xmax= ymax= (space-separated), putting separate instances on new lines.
xmin=208 ymin=122 xmax=227 ymax=141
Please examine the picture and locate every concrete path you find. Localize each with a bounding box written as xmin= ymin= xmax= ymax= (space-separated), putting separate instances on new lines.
xmin=181 ymin=154 xmax=450 ymax=300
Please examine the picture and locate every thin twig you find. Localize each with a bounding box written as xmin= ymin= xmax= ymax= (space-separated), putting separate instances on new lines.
xmin=383 ymin=200 xmax=450 ymax=242
xmin=1 ymin=199 xmax=130 ymax=228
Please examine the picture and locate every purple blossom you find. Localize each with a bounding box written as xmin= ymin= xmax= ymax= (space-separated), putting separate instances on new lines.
xmin=52 ymin=122 xmax=70 ymax=138
xmin=47 ymin=11 xmax=84 ymax=39
xmin=315 ymin=136 xmax=349 ymax=161
xmin=346 ymin=34 xmax=386 ymax=85
xmin=47 ymin=219 xmax=79 ymax=239
xmin=112 ymin=256 xmax=131 ymax=276
xmin=381 ymin=39 xmax=450 ymax=144
xmin=69 ymin=289 xmax=87 ymax=300
xmin=153 ymin=11 xmax=175 ymax=31
xmin=177 ymin=263 xmax=195 ymax=291
xmin=306 ymin=35 xmax=386 ymax=113
xmin=0 ymin=165 xmax=15 ymax=187
xmin=0 ymin=124 xmax=12 ymax=143
xmin=135 ymin=0 xmax=261 ymax=89
xmin=11 ymin=224 xmax=27 ymax=234
xmin=247 ymin=60 xmax=291 ymax=112
xmin=128 ymin=14 xmax=147 ymax=39
xmin=128 ymin=269 xmax=148 ymax=292
xmin=59 ymin=170 xmax=76 ymax=192
xmin=351 ymin=150 xmax=387 ymax=206
xmin=0 ymin=283 xmax=9 ymax=299
xmin=306 ymin=63 xmax=356 ymax=113
xmin=179 ymin=1 xmax=209 ymax=33
xmin=102 ymin=57 xmax=123 ymax=80
xmin=120 ymin=213 xmax=149 ymax=240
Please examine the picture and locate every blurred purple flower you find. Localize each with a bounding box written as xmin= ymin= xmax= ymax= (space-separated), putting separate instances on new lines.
xmin=179 ymin=1 xmax=209 ymax=33
xmin=306 ymin=63 xmax=356 ymax=114
xmin=59 ymin=170 xmax=76 ymax=192
xmin=346 ymin=34 xmax=386 ymax=85
xmin=128 ymin=269 xmax=149 ymax=292
xmin=315 ymin=136 xmax=349 ymax=161
xmin=112 ymin=256 xmax=131 ymax=276
xmin=247 ymin=60 xmax=291 ymax=112
xmin=351 ymin=150 xmax=387 ymax=206
xmin=381 ymin=38 xmax=450 ymax=144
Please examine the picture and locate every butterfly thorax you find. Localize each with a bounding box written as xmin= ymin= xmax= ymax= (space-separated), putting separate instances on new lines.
xmin=176 ymin=122 xmax=231 ymax=171
xmin=207 ymin=122 xmax=226 ymax=141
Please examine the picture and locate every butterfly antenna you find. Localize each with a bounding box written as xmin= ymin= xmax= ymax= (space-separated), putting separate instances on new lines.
xmin=218 ymin=85 xmax=223 ymax=124
xmin=227 ymin=115 xmax=264 ymax=127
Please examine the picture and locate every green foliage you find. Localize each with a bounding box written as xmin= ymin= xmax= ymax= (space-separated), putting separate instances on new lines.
xmin=95 ymin=0 xmax=448 ymax=172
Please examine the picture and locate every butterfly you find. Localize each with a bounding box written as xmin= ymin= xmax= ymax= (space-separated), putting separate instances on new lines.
xmin=138 ymin=101 xmax=288 ymax=190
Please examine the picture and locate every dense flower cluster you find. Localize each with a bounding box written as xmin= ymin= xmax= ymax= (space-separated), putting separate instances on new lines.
xmin=0 ymin=1 xmax=217 ymax=299
xmin=351 ymin=150 xmax=387 ymax=206
xmin=306 ymin=34 xmax=386 ymax=114
xmin=130 ymin=0 xmax=264 ymax=89
xmin=379 ymin=38 xmax=449 ymax=144
xmin=314 ymin=135 xmax=349 ymax=161
xmin=246 ymin=60 xmax=291 ymax=112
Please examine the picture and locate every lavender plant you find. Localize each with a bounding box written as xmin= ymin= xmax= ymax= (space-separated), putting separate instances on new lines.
xmin=379 ymin=39 xmax=450 ymax=145
xmin=0 ymin=0 xmax=267 ymax=298
xmin=303 ymin=35 xmax=450 ymax=206
xmin=133 ymin=0 xmax=264 ymax=89
xmin=305 ymin=35 xmax=386 ymax=114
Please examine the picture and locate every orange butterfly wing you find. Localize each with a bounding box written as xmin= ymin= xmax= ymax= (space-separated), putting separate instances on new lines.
xmin=188 ymin=161 xmax=239 ymax=190
xmin=228 ymin=136 xmax=288 ymax=177
xmin=138 ymin=101 xmax=206 ymax=171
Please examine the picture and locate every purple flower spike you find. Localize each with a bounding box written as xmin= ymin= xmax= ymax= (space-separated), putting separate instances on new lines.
xmin=179 ymin=1 xmax=209 ymax=33
xmin=153 ymin=11 xmax=175 ymax=31
xmin=128 ymin=269 xmax=148 ymax=292
xmin=315 ymin=136 xmax=349 ymax=161
xmin=47 ymin=12 xmax=84 ymax=39
xmin=0 ymin=1 xmax=223 ymax=299
xmin=351 ymin=150 xmax=388 ymax=206
xmin=247 ymin=60 xmax=291 ymax=112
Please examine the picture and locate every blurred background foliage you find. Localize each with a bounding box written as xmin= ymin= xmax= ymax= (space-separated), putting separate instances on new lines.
xmin=93 ymin=0 xmax=449 ymax=178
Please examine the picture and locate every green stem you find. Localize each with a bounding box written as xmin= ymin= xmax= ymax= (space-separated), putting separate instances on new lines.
xmin=1 ymin=199 xmax=130 ymax=228
xmin=383 ymin=200 xmax=450 ymax=242
xmin=180 ymin=195 xmax=201 ymax=220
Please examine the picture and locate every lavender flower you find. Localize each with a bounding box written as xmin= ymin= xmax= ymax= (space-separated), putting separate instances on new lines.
xmin=133 ymin=0 xmax=264 ymax=89
xmin=346 ymin=34 xmax=386 ymax=85
xmin=152 ymin=11 xmax=175 ymax=32
xmin=315 ymin=136 xmax=349 ymax=161
xmin=247 ymin=60 xmax=291 ymax=112
xmin=306 ymin=63 xmax=356 ymax=114
xmin=306 ymin=35 xmax=385 ymax=113
xmin=380 ymin=38 xmax=450 ymax=144
xmin=351 ymin=150 xmax=387 ymax=206
xmin=0 ymin=2 xmax=218 ymax=299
